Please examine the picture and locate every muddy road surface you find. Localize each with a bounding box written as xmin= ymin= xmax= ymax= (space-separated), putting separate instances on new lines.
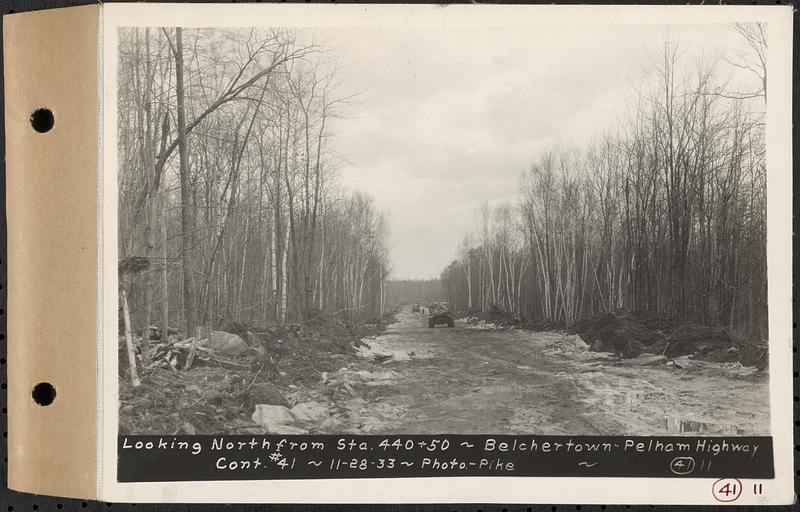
xmin=289 ymin=307 xmax=769 ymax=435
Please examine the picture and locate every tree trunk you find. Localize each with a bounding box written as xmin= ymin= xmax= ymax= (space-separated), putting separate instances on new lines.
xmin=160 ymin=188 xmax=169 ymax=342
xmin=174 ymin=27 xmax=197 ymax=337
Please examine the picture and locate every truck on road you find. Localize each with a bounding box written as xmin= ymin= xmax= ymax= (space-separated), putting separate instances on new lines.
xmin=428 ymin=302 xmax=455 ymax=328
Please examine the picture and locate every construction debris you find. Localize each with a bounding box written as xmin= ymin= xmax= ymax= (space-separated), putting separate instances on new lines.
xmin=119 ymin=311 xmax=398 ymax=435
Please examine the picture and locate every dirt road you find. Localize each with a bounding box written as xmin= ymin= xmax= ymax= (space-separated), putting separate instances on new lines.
xmin=289 ymin=307 xmax=770 ymax=435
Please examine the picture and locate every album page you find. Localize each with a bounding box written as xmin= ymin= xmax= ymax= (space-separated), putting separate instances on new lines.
xmin=98 ymin=2 xmax=791 ymax=504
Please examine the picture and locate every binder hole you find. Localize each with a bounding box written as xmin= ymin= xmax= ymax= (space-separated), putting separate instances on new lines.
xmin=31 ymin=382 xmax=56 ymax=406
xmin=29 ymin=108 xmax=54 ymax=133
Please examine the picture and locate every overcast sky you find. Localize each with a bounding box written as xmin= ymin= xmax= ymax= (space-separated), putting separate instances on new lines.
xmin=317 ymin=24 xmax=756 ymax=279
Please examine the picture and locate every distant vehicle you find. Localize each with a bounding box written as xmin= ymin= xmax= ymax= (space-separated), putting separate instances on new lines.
xmin=411 ymin=304 xmax=420 ymax=313
xmin=428 ymin=302 xmax=454 ymax=328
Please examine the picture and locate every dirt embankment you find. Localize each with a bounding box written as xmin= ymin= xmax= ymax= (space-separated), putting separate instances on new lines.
xmin=460 ymin=308 xmax=767 ymax=369
xmin=119 ymin=312 xmax=397 ymax=435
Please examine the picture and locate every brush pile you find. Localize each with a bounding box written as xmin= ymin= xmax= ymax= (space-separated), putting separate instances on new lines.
xmin=119 ymin=311 xmax=397 ymax=435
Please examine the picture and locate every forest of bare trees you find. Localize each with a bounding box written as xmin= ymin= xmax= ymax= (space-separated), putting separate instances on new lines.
xmin=441 ymin=30 xmax=768 ymax=341
xmin=118 ymin=27 xmax=390 ymax=346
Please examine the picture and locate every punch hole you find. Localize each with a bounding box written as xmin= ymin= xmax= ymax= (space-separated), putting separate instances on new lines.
xmin=29 ymin=108 xmax=54 ymax=133
xmin=31 ymin=382 xmax=56 ymax=406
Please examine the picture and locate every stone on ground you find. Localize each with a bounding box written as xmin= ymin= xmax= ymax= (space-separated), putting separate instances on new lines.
xmin=290 ymin=401 xmax=329 ymax=425
xmin=251 ymin=404 xmax=296 ymax=432
xmin=629 ymin=354 xmax=667 ymax=366
xmin=570 ymin=334 xmax=589 ymax=350
xmin=270 ymin=424 xmax=309 ymax=435
xmin=208 ymin=331 xmax=250 ymax=355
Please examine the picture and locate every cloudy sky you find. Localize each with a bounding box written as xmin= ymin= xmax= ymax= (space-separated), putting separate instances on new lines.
xmin=317 ymin=24 xmax=755 ymax=279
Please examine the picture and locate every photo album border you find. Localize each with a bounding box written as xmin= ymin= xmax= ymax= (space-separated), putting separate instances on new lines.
xmin=4 ymin=2 xmax=795 ymax=505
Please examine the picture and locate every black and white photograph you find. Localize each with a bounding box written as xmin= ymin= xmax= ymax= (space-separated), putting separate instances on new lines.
xmin=116 ymin=19 xmax=773 ymax=440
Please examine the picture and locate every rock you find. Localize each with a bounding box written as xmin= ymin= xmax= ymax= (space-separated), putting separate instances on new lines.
xmin=671 ymin=355 xmax=702 ymax=370
xmin=630 ymin=354 xmax=667 ymax=366
xmin=290 ymin=401 xmax=329 ymax=426
xmin=208 ymin=331 xmax=249 ymax=355
xmin=570 ymin=334 xmax=589 ymax=350
xmin=727 ymin=346 xmax=739 ymax=354
xmin=271 ymin=425 xmax=309 ymax=435
xmin=344 ymin=397 xmax=368 ymax=409
xmin=318 ymin=416 xmax=344 ymax=432
xmin=251 ymin=404 xmax=296 ymax=433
